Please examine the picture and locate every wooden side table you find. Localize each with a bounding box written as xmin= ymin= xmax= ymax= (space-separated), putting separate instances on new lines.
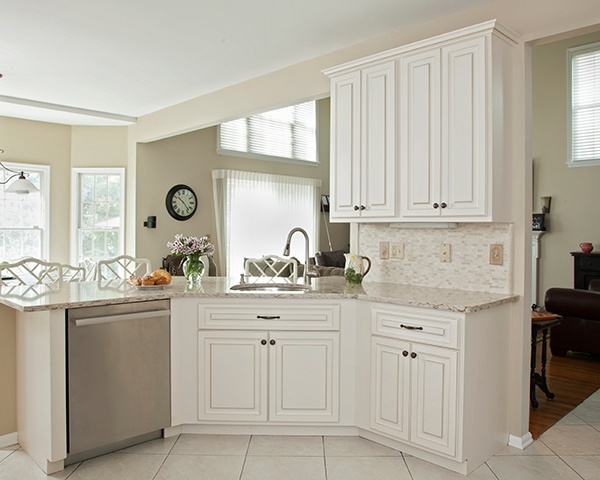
xmin=531 ymin=311 xmax=562 ymax=408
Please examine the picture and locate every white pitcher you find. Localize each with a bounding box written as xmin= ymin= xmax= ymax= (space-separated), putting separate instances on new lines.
xmin=344 ymin=254 xmax=371 ymax=284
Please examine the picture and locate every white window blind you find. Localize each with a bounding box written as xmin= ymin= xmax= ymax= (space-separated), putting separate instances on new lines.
xmin=212 ymin=169 xmax=320 ymax=277
xmin=218 ymin=101 xmax=317 ymax=163
xmin=569 ymin=42 xmax=600 ymax=166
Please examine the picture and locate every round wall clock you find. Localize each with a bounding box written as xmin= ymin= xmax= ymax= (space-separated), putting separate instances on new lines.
xmin=166 ymin=184 xmax=198 ymax=221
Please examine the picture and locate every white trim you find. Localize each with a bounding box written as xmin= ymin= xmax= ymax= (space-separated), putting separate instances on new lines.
xmin=70 ymin=167 xmax=126 ymax=265
xmin=508 ymin=432 xmax=534 ymax=450
xmin=0 ymin=431 xmax=18 ymax=448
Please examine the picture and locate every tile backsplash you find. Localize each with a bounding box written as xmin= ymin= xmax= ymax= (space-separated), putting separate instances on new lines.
xmin=358 ymin=223 xmax=513 ymax=294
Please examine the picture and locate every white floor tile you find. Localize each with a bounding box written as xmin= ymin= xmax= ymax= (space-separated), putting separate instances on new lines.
xmin=487 ymin=455 xmax=582 ymax=480
xmin=556 ymin=411 xmax=587 ymax=425
xmin=247 ymin=435 xmax=323 ymax=456
xmin=560 ymin=455 xmax=600 ymax=480
xmin=170 ymin=434 xmax=250 ymax=455
xmin=68 ymin=453 xmax=165 ymax=480
xmin=405 ymin=456 xmax=496 ymax=479
xmin=327 ymin=456 xmax=412 ymax=480
xmin=571 ymin=399 xmax=600 ymax=424
xmin=494 ymin=440 xmax=555 ymax=456
xmin=324 ymin=436 xmax=403 ymax=457
xmin=0 ymin=450 xmax=77 ymax=480
xmin=540 ymin=424 xmax=600 ymax=455
xmin=118 ymin=435 xmax=178 ymax=455
xmin=0 ymin=450 xmax=13 ymax=463
xmin=241 ymin=456 xmax=326 ymax=480
xmin=155 ymin=454 xmax=244 ymax=480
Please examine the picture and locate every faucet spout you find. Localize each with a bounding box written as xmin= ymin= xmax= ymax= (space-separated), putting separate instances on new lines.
xmin=283 ymin=227 xmax=313 ymax=285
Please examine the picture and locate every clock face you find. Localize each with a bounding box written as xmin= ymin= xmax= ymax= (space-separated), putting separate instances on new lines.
xmin=166 ymin=184 xmax=198 ymax=221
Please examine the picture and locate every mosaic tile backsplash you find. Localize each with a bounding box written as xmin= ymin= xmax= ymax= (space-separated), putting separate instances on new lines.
xmin=358 ymin=223 xmax=513 ymax=294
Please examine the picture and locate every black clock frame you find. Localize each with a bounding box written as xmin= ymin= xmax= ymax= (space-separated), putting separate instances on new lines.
xmin=165 ymin=184 xmax=198 ymax=221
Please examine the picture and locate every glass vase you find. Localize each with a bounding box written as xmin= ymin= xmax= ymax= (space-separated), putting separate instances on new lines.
xmin=183 ymin=255 xmax=205 ymax=286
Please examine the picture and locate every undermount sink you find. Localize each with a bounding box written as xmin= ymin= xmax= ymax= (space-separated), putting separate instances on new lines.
xmin=230 ymin=282 xmax=312 ymax=293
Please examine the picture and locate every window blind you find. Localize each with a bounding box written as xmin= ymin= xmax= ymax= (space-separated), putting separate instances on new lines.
xmin=219 ymin=101 xmax=317 ymax=163
xmin=570 ymin=42 xmax=600 ymax=166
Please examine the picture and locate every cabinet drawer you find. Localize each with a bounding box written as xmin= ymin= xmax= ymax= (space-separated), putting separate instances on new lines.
xmin=371 ymin=306 xmax=460 ymax=349
xmin=199 ymin=303 xmax=340 ymax=331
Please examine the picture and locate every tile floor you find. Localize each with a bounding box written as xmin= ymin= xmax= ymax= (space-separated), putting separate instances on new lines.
xmin=2 ymin=388 xmax=600 ymax=479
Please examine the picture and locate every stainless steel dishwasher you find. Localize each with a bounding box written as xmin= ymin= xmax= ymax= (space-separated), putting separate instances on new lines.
xmin=66 ymin=299 xmax=171 ymax=464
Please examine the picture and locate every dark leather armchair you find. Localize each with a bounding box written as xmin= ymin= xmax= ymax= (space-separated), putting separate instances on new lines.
xmin=545 ymin=281 xmax=600 ymax=357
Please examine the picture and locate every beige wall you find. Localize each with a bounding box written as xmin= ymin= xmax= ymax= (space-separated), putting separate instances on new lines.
xmin=533 ymin=30 xmax=600 ymax=300
xmin=0 ymin=305 xmax=16 ymax=437
xmin=135 ymin=98 xmax=349 ymax=271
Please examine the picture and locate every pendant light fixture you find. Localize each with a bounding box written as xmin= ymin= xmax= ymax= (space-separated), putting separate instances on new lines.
xmin=0 ymin=149 xmax=39 ymax=194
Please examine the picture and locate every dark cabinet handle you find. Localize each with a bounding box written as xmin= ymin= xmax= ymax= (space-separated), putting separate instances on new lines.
xmin=360 ymin=205 xmax=366 ymax=210
xmin=411 ymin=352 xmax=417 ymax=359
xmin=261 ymin=339 xmax=267 ymax=345
xmin=270 ymin=339 xmax=276 ymax=345
xmin=441 ymin=202 xmax=447 ymax=209
xmin=400 ymin=324 xmax=424 ymax=331
xmin=257 ymin=315 xmax=280 ymax=320
xmin=433 ymin=203 xmax=439 ymax=209
xmin=402 ymin=350 xmax=409 ymax=357
xmin=354 ymin=205 xmax=360 ymax=211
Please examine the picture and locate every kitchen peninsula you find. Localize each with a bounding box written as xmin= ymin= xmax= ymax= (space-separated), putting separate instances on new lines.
xmin=1 ymin=276 xmax=518 ymax=476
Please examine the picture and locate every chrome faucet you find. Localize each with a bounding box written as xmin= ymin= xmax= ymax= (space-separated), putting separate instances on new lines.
xmin=283 ymin=227 xmax=316 ymax=285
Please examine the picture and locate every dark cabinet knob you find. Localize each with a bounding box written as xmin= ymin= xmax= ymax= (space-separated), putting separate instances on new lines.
xmin=441 ymin=202 xmax=447 ymax=209
xmin=270 ymin=339 xmax=276 ymax=345
xmin=433 ymin=203 xmax=439 ymax=209
xmin=261 ymin=339 xmax=267 ymax=345
xmin=360 ymin=205 xmax=366 ymax=210
xmin=410 ymin=352 xmax=417 ymax=359
xmin=402 ymin=350 xmax=409 ymax=357
xmin=354 ymin=205 xmax=360 ymax=211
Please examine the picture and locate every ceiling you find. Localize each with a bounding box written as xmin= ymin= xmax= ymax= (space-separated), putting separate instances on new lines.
xmin=1 ymin=0 xmax=485 ymax=126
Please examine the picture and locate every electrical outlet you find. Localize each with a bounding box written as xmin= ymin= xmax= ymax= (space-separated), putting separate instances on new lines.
xmin=390 ymin=242 xmax=404 ymax=259
xmin=439 ymin=243 xmax=451 ymax=263
xmin=380 ymin=242 xmax=390 ymax=260
xmin=490 ymin=244 xmax=503 ymax=265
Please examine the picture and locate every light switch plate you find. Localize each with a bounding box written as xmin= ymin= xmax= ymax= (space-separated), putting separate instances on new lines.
xmin=490 ymin=244 xmax=503 ymax=265
xmin=380 ymin=242 xmax=390 ymax=260
xmin=439 ymin=243 xmax=451 ymax=262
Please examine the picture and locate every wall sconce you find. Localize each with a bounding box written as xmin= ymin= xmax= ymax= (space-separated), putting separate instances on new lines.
xmin=144 ymin=216 xmax=157 ymax=228
xmin=541 ymin=196 xmax=552 ymax=214
xmin=0 ymin=148 xmax=39 ymax=194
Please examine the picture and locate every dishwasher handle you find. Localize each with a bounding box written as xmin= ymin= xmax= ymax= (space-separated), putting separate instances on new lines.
xmin=74 ymin=309 xmax=171 ymax=327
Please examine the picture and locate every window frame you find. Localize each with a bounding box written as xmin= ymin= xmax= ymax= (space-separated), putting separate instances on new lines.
xmin=217 ymin=100 xmax=320 ymax=166
xmin=0 ymin=162 xmax=50 ymax=261
xmin=567 ymin=41 xmax=600 ymax=167
xmin=70 ymin=167 xmax=126 ymax=265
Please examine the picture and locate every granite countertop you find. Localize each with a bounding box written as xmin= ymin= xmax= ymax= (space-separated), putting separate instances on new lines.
xmin=0 ymin=276 xmax=519 ymax=314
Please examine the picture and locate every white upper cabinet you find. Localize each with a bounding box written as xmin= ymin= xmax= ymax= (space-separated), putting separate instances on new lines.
xmin=325 ymin=20 xmax=518 ymax=223
xmin=328 ymin=62 xmax=396 ymax=221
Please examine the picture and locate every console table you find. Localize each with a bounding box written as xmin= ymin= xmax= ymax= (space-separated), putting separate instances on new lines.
xmin=571 ymin=251 xmax=600 ymax=290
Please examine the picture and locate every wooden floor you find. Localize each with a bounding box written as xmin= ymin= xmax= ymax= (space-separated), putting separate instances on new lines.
xmin=529 ymin=349 xmax=600 ymax=438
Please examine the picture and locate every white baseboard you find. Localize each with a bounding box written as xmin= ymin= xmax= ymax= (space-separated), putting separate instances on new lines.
xmin=0 ymin=432 xmax=18 ymax=448
xmin=508 ymin=432 xmax=533 ymax=450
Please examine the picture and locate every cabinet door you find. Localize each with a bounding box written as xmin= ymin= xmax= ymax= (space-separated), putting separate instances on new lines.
xmin=370 ymin=336 xmax=411 ymax=441
xmin=400 ymin=49 xmax=441 ymax=217
xmin=269 ymin=331 xmax=339 ymax=422
xmin=441 ymin=37 xmax=487 ymax=217
xmin=330 ymin=71 xmax=361 ymax=219
xmin=198 ymin=331 xmax=268 ymax=421
xmin=361 ymin=61 xmax=396 ymax=218
xmin=410 ymin=343 xmax=458 ymax=457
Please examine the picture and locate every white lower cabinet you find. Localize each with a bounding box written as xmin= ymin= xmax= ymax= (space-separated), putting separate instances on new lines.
xmin=371 ymin=336 xmax=458 ymax=457
xmin=197 ymin=302 xmax=340 ymax=423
